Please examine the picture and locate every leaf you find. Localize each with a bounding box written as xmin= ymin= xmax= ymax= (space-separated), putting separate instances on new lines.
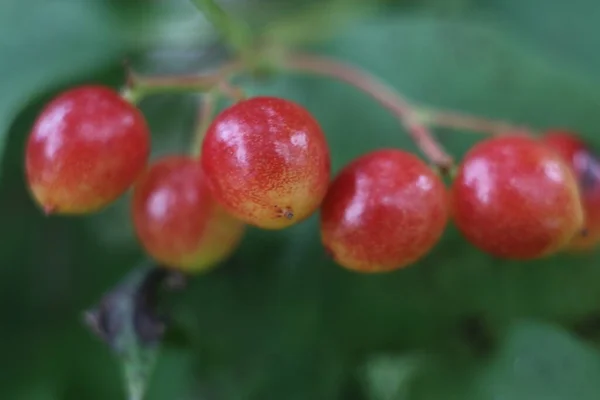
xmin=479 ymin=321 xmax=600 ymax=400
xmin=84 ymin=265 xmax=187 ymax=400
xmin=481 ymin=0 xmax=600 ymax=86
xmin=0 ymin=0 xmax=129 ymax=174
xmin=361 ymin=354 xmax=428 ymax=400
xmin=408 ymin=321 xmax=600 ymax=400
xmin=259 ymin=0 xmax=375 ymax=46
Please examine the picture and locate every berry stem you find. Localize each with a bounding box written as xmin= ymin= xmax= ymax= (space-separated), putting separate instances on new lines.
xmin=192 ymin=93 xmax=217 ymax=157
xmin=280 ymin=53 xmax=454 ymax=170
xmin=124 ymin=61 xmax=244 ymax=102
xmin=417 ymin=107 xmax=536 ymax=136
xmin=217 ymin=79 xmax=247 ymax=102
xmin=121 ymin=50 xmax=535 ymax=168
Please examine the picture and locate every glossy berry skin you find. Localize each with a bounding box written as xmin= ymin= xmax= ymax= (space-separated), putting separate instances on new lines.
xmin=201 ymin=96 xmax=330 ymax=230
xmin=451 ymin=135 xmax=584 ymax=260
xmin=25 ymin=85 xmax=150 ymax=214
xmin=542 ymin=130 xmax=600 ymax=250
xmin=320 ymin=149 xmax=448 ymax=273
xmin=132 ymin=156 xmax=245 ymax=272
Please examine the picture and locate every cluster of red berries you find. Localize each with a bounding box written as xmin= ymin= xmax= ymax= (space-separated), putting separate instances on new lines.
xmin=24 ymin=85 xmax=600 ymax=274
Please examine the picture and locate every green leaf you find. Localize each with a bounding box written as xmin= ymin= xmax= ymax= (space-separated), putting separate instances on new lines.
xmin=481 ymin=0 xmax=600 ymax=86
xmin=0 ymin=0 xmax=129 ymax=173
xmin=84 ymin=266 xmax=163 ymax=400
xmin=259 ymin=0 xmax=375 ymax=46
xmin=480 ymin=321 xmax=600 ymax=400
xmin=361 ymin=354 xmax=427 ymax=400
xmin=409 ymin=321 xmax=600 ymax=400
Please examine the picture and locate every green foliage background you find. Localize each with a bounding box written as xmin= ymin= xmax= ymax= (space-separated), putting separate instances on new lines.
xmin=2 ymin=0 xmax=600 ymax=399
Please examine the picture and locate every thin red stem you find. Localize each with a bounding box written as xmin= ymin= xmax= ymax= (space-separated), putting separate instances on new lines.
xmin=217 ymin=80 xmax=247 ymax=102
xmin=281 ymin=53 xmax=454 ymax=169
xmin=418 ymin=107 xmax=536 ymax=136
xmin=123 ymin=52 xmax=536 ymax=167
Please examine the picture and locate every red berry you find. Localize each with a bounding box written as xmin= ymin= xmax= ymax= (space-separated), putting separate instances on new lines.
xmin=132 ymin=156 xmax=245 ymax=272
xmin=320 ymin=149 xmax=448 ymax=273
xmin=200 ymin=96 xmax=330 ymax=230
xmin=25 ymin=85 xmax=150 ymax=214
xmin=542 ymin=130 xmax=600 ymax=250
xmin=451 ymin=135 xmax=584 ymax=259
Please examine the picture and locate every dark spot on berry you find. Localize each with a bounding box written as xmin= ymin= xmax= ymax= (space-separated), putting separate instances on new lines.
xmin=283 ymin=208 xmax=293 ymax=219
xmin=274 ymin=206 xmax=294 ymax=220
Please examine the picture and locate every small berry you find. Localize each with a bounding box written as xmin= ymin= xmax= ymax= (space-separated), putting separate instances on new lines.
xmin=25 ymin=85 xmax=150 ymax=214
xmin=200 ymin=96 xmax=330 ymax=230
xmin=451 ymin=135 xmax=584 ymax=259
xmin=320 ymin=149 xmax=448 ymax=273
xmin=132 ymin=156 xmax=245 ymax=272
xmin=542 ymin=130 xmax=600 ymax=250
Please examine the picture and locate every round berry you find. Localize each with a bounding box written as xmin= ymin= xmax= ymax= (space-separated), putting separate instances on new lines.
xmin=200 ymin=96 xmax=330 ymax=230
xmin=25 ymin=85 xmax=150 ymax=214
xmin=451 ymin=135 xmax=584 ymax=259
xmin=320 ymin=149 xmax=448 ymax=273
xmin=542 ymin=130 xmax=600 ymax=250
xmin=132 ymin=156 xmax=245 ymax=272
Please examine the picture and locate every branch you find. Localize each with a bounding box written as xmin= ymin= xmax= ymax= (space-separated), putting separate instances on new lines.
xmin=126 ymin=60 xmax=243 ymax=99
xmin=192 ymin=93 xmax=217 ymax=157
xmin=281 ymin=53 xmax=454 ymax=170
xmin=417 ymin=107 xmax=536 ymax=136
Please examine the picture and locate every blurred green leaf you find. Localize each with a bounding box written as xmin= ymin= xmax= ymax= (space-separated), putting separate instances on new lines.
xmin=259 ymin=0 xmax=375 ymax=46
xmin=409 ymin=321 xmax=600 ymax=400
xmin=479 ymin=321 xmax=600 ymax=400
xmin=361 ymin=354 xmax=427 ymax=400
xmin=482 ymin=0 xmax=600 ymax=86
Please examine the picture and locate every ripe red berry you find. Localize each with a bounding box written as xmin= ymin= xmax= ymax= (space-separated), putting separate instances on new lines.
xmin=542 ymin=130 xmax=600 ymax=250
xmin=451 ymin=135 xmax=584 ymax=259
xmin=25 ymin=85 xmax=150 ymax=214
xmin=200 ymin=96 xmax=330 ymax=230
xmin=320 ymin=149 xmax=448 ymax=273
xmin=132 ymin=156 xmax=245 ymax=272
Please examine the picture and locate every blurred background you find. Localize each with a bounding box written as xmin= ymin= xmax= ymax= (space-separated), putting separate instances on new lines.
xmin=2 ymin=0 xmax=600 ymax=399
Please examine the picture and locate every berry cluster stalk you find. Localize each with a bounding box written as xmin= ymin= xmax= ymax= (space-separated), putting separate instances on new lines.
xmin=417 ymin=107 xmax=535 ymax=136
xmin=192 ymin=93 xmax=216 ymax=157
xmin=280 ymin=53 xmax=454 ymax=170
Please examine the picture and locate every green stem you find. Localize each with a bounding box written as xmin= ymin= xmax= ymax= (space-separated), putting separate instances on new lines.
xmin=124 ymin=61 xmax=244 ymax=103
xmin=132 ymin=74 xmax=225 ymax=98
xmin=189 ymin=0 xmax=253 ymax=56
xmin=121 ymin=87 xmax=144 ymax=105
xmin=192 ymin=93 xmax=217 ymax=157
